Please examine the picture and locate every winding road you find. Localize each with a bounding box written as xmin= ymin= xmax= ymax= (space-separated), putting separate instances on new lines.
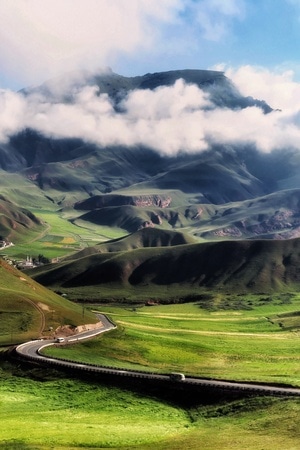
xmin=15 ymin=314 xmax=300 ymax=397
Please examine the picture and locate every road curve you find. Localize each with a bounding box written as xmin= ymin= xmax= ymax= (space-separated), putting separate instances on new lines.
xmin=15 ymin=314 xmax=300 ymax=397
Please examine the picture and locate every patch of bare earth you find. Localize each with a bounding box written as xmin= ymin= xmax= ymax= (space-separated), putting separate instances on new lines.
xmin=55 ymin=321 xmax=103 ymax=337
xmin=37 ymin=302 xmax=51 ymax=311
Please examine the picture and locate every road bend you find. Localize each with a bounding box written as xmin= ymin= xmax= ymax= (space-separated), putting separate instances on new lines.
xmin=15 ymin=313 xmax=300 ymax=397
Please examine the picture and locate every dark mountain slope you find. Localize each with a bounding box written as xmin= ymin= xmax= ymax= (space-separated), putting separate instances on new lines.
xmin=31 ymin=235 xmax=300 ymax=299
xmin=118 ymin=150 xmax=266 ymax=202
xmin=1 ymin=139 xmax=276 ymax=207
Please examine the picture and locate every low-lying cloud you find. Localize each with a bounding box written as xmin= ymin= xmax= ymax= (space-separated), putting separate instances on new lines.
xmin=2 ymin=66 xmax=300 ymax=156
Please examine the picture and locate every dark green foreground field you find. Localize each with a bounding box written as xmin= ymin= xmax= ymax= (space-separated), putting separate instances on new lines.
xmin=2 ymin=356 xmax=300 ymax=450
xmin=1 ymin=361 xmax=300 ymax=450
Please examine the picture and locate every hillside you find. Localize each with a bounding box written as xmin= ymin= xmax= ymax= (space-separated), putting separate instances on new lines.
xmin=72 ymin=188 xmax=300 ymax=240
xmin=0 ymin=195 xmax=46 ymax=242
xmin=0 ymin=259 xmax=97 ymax=345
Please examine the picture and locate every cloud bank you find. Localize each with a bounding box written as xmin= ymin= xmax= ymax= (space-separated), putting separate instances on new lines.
xmin=1 ymin=66 xmax=300 ymax=156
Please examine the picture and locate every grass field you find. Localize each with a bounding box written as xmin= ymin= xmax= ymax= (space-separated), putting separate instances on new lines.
xmin=2 ymin=205 xmax=300 ymax=448
xmin=45 ymin=299 xmax=300 ymax=386
xmin=1 ymin=359 xmax=300 ymax=450
xmin=3 ymin=261 xmax=300 ymax=448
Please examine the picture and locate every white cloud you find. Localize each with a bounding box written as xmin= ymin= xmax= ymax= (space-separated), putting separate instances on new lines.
xmin=225 ymin=65 xmax=300 ymax=110
xmin=2 ymin=68 xmax=300 ymax=156
xmin=0 ymin=90 xmax=26 ymax=142
xmin=0 ymin=0 xmax=182 ymax=87
xmin=190 ymin=0 xmax=246 ymax=41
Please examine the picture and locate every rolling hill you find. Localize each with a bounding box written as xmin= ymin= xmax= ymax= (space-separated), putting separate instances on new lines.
xmin=72 ymin=188 xmax=300 ymax=240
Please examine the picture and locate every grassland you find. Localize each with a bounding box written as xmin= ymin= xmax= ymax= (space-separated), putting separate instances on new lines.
xmin=2 ymin=193 xmax=300 ymax=447
xmin=45 ymin=299 xmax=300 ymax=386
xmin=2 ymin=360 xmax=300 ymax=450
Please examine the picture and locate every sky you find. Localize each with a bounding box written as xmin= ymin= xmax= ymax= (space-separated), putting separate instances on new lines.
xmin=1 ymin=0 xmax=300 ymax=90
xmin=1 ymin=0 xmax=300 ymax=155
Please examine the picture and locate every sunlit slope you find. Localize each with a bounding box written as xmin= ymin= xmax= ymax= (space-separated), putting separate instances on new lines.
xmin=0 ymin=259 xmax=97 ymax=344
xmin=31 ymin=233 xmax=300 ymax=300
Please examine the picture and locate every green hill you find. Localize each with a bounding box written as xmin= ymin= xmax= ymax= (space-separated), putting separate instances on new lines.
xmin=0 ymin=259 xmax=97 ymax=345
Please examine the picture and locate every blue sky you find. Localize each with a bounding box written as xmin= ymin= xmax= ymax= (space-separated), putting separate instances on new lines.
xmin=1 ymin=0 xmax=300 ymax=90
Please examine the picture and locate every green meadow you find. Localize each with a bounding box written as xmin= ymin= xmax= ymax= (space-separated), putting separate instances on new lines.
xmin=2 ymin=359 xmax=300 ymax=450
xmin=45 ymin=300 xmax=300 ymax=386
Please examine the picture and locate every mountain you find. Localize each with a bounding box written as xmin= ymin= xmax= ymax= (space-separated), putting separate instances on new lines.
xmin=0 ymin=69 xmax=300 ymax=244
xmin=1 ymin=68 xmax=300 ymax=301
xmin=22 ymin=68 xmax=272 ymax=111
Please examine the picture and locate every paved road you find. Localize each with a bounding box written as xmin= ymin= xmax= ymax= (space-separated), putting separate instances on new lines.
xmin=16 ymin=313 xmax=115 ymax=359
xmin=15 ymin=314 xmax=300 ymax=397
